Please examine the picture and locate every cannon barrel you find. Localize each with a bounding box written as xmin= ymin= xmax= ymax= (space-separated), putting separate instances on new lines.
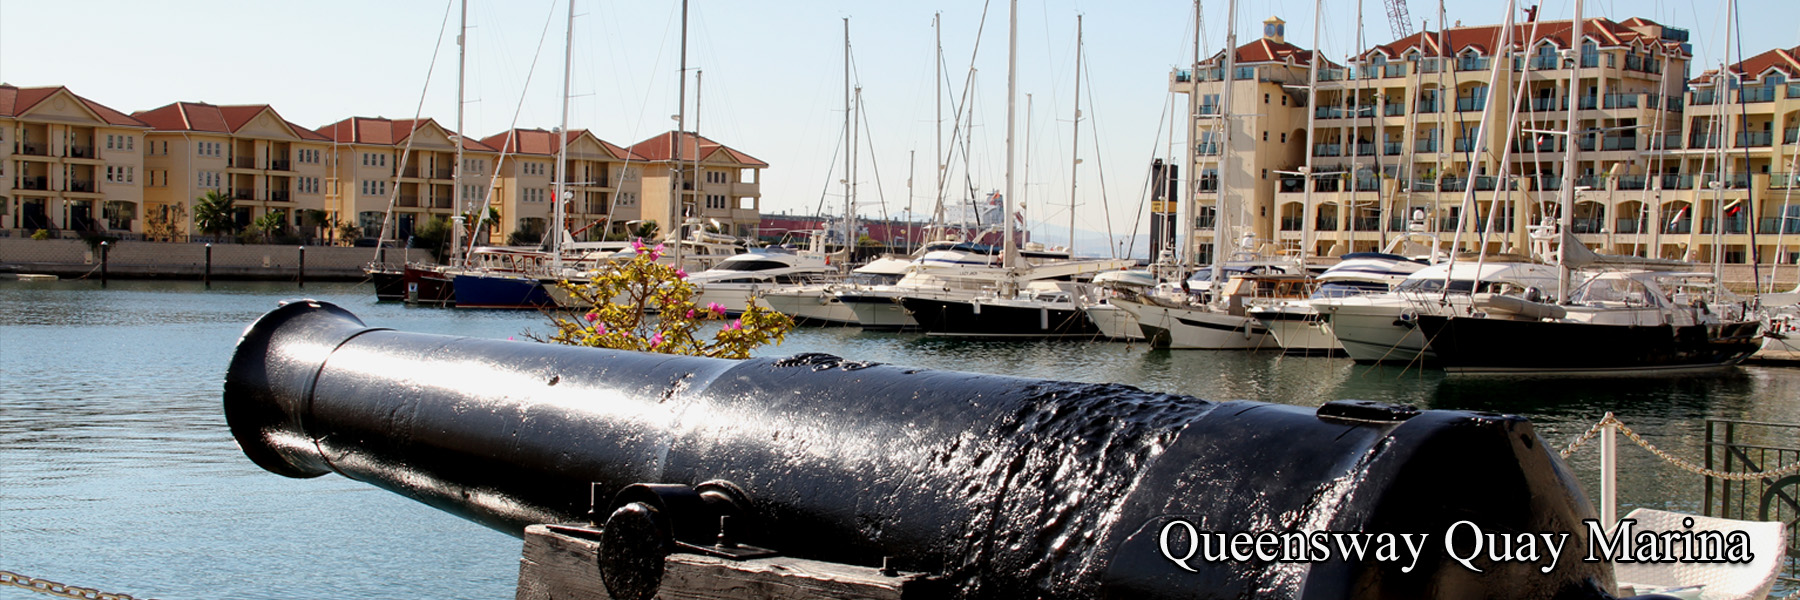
xmin=224 ymin=300 xmax=1613 ymax=599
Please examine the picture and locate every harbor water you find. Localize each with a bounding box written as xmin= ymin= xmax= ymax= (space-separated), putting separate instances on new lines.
xmin=3 ymin=278 xmax=1797 ymax=600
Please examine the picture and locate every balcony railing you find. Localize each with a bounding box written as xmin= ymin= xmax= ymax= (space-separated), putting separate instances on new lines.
xmin=1693 ymin=90 xmax=1717 ymax=105
xmin=1786 ymin=128 xmax=1799 ymax=144
xmin=1354 ymin=143 xmax=1376 ymax=157
xmin=1516 ymin=137 xmax=1560 ymax=153
xmin=1760 ymin=217 xmax=1800 ymax=234
xmin=1418 ymin=58 xmax=1443 ymax=74
xmin=269 ymin=191 xmax=291 ymax=202
xmin=1572 ymin=218 xmax=1604 ymax=234
xmin=1664 ymin=220 xmax=1692 ymax=234
xmin=1701 ymin=173 xmax=1751 ymax=189
xmin=1651 ymin=134 xmax=1681 ymax=150
xmin=401 ymin=167 xmax=421 ymax=178
xmin=1453 ymin=138 xmax=1477 ymax=152
xmin=1617 ymin=175 xmax=1648 ymax=190
xmin=1351 ymin=217 xmax=1381 ymax=231
xmin=1526 ymin=97 xmax=1564 ymax=112
xmin=68 ymin=146 xmax=95 ymax=159
xmin=1314 ymin=218 xmax=1339 ymax=231
xmin=1384 ymin=64 xmax=1407 ymax=78
xmin=1738 ymin=86 xmax=1776 ymax=103
xmin=1601 ymin=136 xmax=1637 ymax=151
xmin=1473 ymin=176 xmax=1497 ymax=191
xmin=396 ymin=195 xmax=420 ymax=208
xmin=19 ymin=176 xmax=48 ymax=190
xmin=1313 ymin=144 xmax=1342 ymax=157
xmin=1313 ymin=179 xmax=1343 ymax=193
xmin=1660 ymin=174 xmax=1694 ymax=190
xmin=1383 ymin=142 xmax=1403 ymax=156
xmin=231 ymin=156 xmax=255 ymax=168
xmin=1411 ymin=178 xmax=1437 ymax=192
xmin=1278 ymin=177 xmax=1306 ymax=193
xmin=1355 ymin=177 xmax=1382 ymax=192
xmin=433 ymin=168 xmax=454 ymax=179
xmin=1280 ymin=217 xmax=1303 ymax=231
xmin=269 ymin=160 xmax=292 ymax=172
xmin=18 ymin=142 xmax=46 ymax=156
xmin=1575 ymin=175 xmax=1606 ymax=189
xmin=431 ymin=197 xmax=453 ymax=209
xmin=1198 ymin=104 xmax=1220 ymax=116
xmin=1537 ymin=177 xmax=1563 ymax=191
xmin=1580 ymin=53 xmax=1599 ymax=68
xmin=1384 ymin=103 xmax=1406 ymax=117
xmin=1790 ymin=83 xmax=1800 ymax=99
xmin=1615 ymin=218 xmax=1642 ymax=234
xmin=1602 ymin=93 xmax=1640 ymax=109
xmin=1577 ymin=96 xmax=1599 ymax=110
xmin=1441 ymin=177 xmax=1468 ymax=192
xmin=1197 ymin=142 xmax=1220 ymax=156
xmin=69 ymin=179 xmax=94 ymax=193
xmin=1576 ymin=137 xmax=1597 ymax=152
xmin=1456 ymin=57 xmax=1490 ymax=72
xmin=1530 ymin=56 xmax=1559 ymax=70
xmin=1416 ymin=99 xmax=1440 ymax=113
xmin=1701 ymin=217 xmax=1750 ymax=234
xmin=1455 ymin=97 xmax=1486 ymax=112
xmin=1689 ymin=133 xmax=1720 ymax=149
xmin=1315 ymin=106 xmax=1343 ymax=119
xmin=232 ymin=189 xmax=254 ymax=200
xmin=1415 ymin=139 xmax=1440 ymax=153
xmin=1771 ymin=172 xmax=1800 ymax=189
xmin=1197 ymin=177 xmax=1219 ymax=192
xmin=1737 ymin=131 xmax=1773 ymax=147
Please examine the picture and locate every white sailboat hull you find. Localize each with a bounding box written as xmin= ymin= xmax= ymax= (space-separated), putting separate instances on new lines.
xmin=1251 ymin=304 xmax=1343 ymax=355
xmin=1316 ymin=298 xmax=1433 ymax=364
xmin=762 ymin=287 xmax=860 ymax=326
xmin=1082 ymin=302 xmax=1143 ymax=341
xmin=1115 ymin=299 xmax=1272 ymax=350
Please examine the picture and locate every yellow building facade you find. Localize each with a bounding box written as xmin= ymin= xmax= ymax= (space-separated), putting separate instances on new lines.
xmin=2 ymin=85 xmax=150 ymax=238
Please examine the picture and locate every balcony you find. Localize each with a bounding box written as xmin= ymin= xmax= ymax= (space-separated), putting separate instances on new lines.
xmin=1526 ymin=97 xmax=1564 ymax=112
xmin=1474 ymin=176 xmax=1498 ymax=191
xmin=1410 ymin=178 xmax=1436 ymax=192
xmin=1196 ymin=142 xmax=1220 ymax=156
xmin=1601 ymin=136 xmax=1637 ymax=151
xmin=232 ymin=189 xmax=254 ymax=200
xmin=1574 ymin=175 xmax=1606 ymax=189
xmin=1417 ymin=58 xmax=1443 ymax=74
xmin=231 ymin=156 xmax=255 ymax=169
xmin=1355 ymin=177 xmax=1382 ymax=192
xmin=68 ymin=146 xmax=95 ymax=159
xmin=68 ymin=179 xmax=95 ymax=193
xmin=1383 ymin=142 xmax=1403 ymax=156
xmin=1772 ymin=173 xmax=1800 ymax=189
xmin=270 ymin=190 xmax=291 ymax=203
xmin=1456 ymin=57 xmax=1490 ymax=72
xmin=1354 ymin=143 xmax=1376 ymax=157
xmin=1737 ymin=131 xmax=1773 ymax=147
xmin=1453 ymin=138 xmax=1477 ymax=152
xmin=269 ymin=160 xmax=292 ymax=172
xmin=1278 ymin=177 xmax=1306 ymax=193
xmin=1530 ymin=56 xmax=1559 ymax=70
xmin=1280 ymin=217 xmax=1303 ymax=231
xmin=1689 ymin=133 xmax=1720 ymax=149
xmin=1617 ymin=175 xmax=1648 ymax=190
xmin=1602 ymin=94 xmax=1639 ymax=109
xmin=1790 ymin=83 xmax=1800 ymax=99
xmin=1315 ymin=106 xmax=1343 ymax=119
xmin=1537 ymin=177 xmax=1563 ymax=192
xmin=1650 ymin=134 xmax=1681 ymax=150
xmin=431 ymin=197 xmax=453 ymax=209
xmin=401 ymin=166 xmax=421 ymax=178
xmin=1576 ymin=137 xmax=1597 ymax=152
xmin=1664 ymin=220 xmax=1692 ymax=235
xmin=1351 ymin=217 xmax=1381 ymax=231
xmin=1416 ymin=99 xmax=1440 ymax=113
xmin=1384 ymin=64 xmax=1407 ymax=78
xmin=1692 ymin=90 xmax=1717 ymax=105
xmin=1455 ymin=97 xmax=1486 ymax=112
xmin=1577 ymin=96 xmax=1598 ymax=110
xmin=396 ymin=195 xmax=420 ymax=208
xmin=1660 ymin=174 xmax=1694 ymax=190
xmin=1572 ymin=218 xmax=1604 ymax=234
xmin=1312 ymin=178 xmax=1343 ymax=193
xmin=1738 ymin=86 xmax=1776 ymax=103
xmin=19 ymin=176 xmax=48 ymax=190
xmin=1197 ymin=177 xmax=1219 ymax=192
xmin=1384 ymin=103 xmax=1406 ymax=117
xmin=1761 ymin=217 xmax=1800 ymax=234
xmin=1580 ymin=53 xmax=1599 ymax=68
xmin=1786 ymin=128 xmax=1799 ymax=144
xmin=17 ymin=142 xmax=46 ymax=156
xmin=1516 ymin=137 xmax=1560 ymax=153
xmin=433 ymin=168 xmax=454 ymax=179
xmin=1440 ymin=177 xmax=1468 ymax=192
xmin=1701 ymin=173 xmax=1751 ymax=189
xmin=1701 ymin=217 xmax=1749 ymax=234
xmin=1313 ymin=143 xmax=1342 ymax=157
xmin=1615 ymin=218 xmax=1642 ymax=234
xmin=1415 ymin=139 xmax=1440 ymax=153
xmin=1438 ymin=217 xmax=1461 ymax=231
xmin=1314 ymin=218 xmax=1338 ymax=231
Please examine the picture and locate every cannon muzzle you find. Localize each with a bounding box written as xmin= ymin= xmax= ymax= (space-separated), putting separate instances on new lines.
xmin=224 ymin=300 xmax=1616 ymax=599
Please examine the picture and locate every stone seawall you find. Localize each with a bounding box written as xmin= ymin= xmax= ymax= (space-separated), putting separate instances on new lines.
xmin=0 ymin=239 xmax=434 ymax=281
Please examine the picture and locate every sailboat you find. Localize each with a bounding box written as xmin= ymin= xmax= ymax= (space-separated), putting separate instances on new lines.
xmin=895 ymin=4 xmax=1134 ymax=338
xmin=1409 ymin=0 xmax=1763 ymax=374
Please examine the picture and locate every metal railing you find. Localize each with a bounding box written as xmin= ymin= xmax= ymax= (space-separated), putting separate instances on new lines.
xmin=1603 ymin=93 xmax=1640 ymax=109
xmin=1313 ymin=144 xmax=1342 ymax=157
xmin=1739 ymin=86 xmax=1777 ymax=103
xmin=1702 ymin=418 xmax=1799 ymax=590
xmin=1739 ymin=131 xmax=1774 ymax=147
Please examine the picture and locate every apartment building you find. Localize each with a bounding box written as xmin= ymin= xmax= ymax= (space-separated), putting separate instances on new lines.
xmin=317 ymin=117 xmax=498 ymax=243
xmin=1 ymin=84 xmax=150 ymax=237
xmin=478 ymin=128 xmax=648 ymax=244
xmin=626 ymin=131 xmax=766 ymax=240
xmin=1174 ymin=16 xmax=1692 ymax=262
xmin=134 ymin=102 xmax=334 ymax=241
xmin=1669 ymin=45 xmax=1800 ymax=265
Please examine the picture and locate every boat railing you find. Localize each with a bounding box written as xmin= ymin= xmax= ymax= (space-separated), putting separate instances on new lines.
xmin=1701 ymin=417 xmax=1800 ymax=590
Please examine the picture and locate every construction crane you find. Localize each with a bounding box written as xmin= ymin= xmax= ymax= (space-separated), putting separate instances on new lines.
xmin=1384 ymin=0 xmax=1415 ymax=40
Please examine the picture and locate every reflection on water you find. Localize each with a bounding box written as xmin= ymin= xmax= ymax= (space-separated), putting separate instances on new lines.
xmin=2 ymin=279 xmax=1796 ymax=599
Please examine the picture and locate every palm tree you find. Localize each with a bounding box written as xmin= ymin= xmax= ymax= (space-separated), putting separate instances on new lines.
xmin=192 ymin=190 xmax=238 ymax=241
xmin=253 ymin=210 xmax=288 ymax=244
xmin=300 ymin=209 xmax=330 ymax=243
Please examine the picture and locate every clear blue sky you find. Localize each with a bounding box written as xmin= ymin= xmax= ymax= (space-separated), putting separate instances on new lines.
xmin=2 ymin=0 xmax=1791 ymax=257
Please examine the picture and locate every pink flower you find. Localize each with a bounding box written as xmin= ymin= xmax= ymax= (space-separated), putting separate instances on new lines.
xmin=674 ymin=269 xmax=687 ymax=279
xmin=650 ymin=332 xmax=665 ymax=347
xmin=583 ymin=312 xmax=597 ymax=322
xmin=724 ymin=319 xmax=742 ymax=332
xmin=685 ymin=309 xmax=697 ymax=319
xmin=707 ymin=302 xmax=726 ymax=316
xmin=596 ymin=322 xmax=608 ymax=334
xmin=631 ymin=239 xmax=646 ymax=252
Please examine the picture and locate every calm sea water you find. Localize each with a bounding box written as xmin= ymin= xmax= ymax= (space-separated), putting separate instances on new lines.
xmin=2 ymin=278 xmax=1796 ymax=600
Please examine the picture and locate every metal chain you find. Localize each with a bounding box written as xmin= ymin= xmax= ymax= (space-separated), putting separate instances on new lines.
xmin=0 ymin=571 xmax=155 ymax=600
xmin=1560 ymin=413 xmax=1800 ymax=481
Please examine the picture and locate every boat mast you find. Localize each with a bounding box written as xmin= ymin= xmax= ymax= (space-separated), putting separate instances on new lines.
xmin=1301 ymin=0 xmax=1321 ymax=261
xmin=932 ymin=13 xmax=946 ymax=242
xmin=1069 ymin=15 xmax=1082 ymax=256
xmin=1181 ymin=0 xmax=1201 ymax=272
xmin=1555 ymin=0 xmax=1584 ymax=303
xmin=1003 ymin=0 xmax=1020 ymax=271
xmin=670 ymin=0 xmax=688 ymax=267
xmin=843 ymin=18 xmax=854 ymax=265
xmin=1210 ymin=0 xmax=1240 ymax=297
xmin=451 ymin=0 xmax=467 ymax=267
xmin=553 ymin=0 xmax=573 ymax=274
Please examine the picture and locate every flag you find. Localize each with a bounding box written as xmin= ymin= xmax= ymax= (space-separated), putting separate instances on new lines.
xmin=1723 ymin=199 xmax=1743 ymax=217
xmin=1668 ymin=205 xmax=1690 ymax=229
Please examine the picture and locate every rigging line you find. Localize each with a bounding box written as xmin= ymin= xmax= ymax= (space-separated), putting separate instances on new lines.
xmin=374 ymin=0 xmax=458 ymax=258
xmin=464 ymin=0 xmax=563 ymax=258
xmin=1730 ymin=0 xmax=1762 ymax=297
xmin=1079 ymin=43 xmax=1121 ymax=258
xmin=812 ymin=117 xmax=850 ymax=220
xmin=857 ymin=89 xmax=896 ymax=230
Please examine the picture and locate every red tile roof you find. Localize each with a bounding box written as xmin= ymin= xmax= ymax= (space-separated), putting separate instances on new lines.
xmin=317 ymin=116 xmax=495 ymax=151
xmin=1200 ymin=37 xmax=1329 ymax=68
xmin=627 ymin=131 xmax=768 ymax=168
xmin=1692 ymin=45 xmax=1800 ymax=85
xmin=0 ymin=84 xmax=148 ymax=127
xmin=134 ymin=101 xmax=327 ymax=141
xmin=479 ymin=128 xmax=646 ymax=161
xmin=1366 ymin=17 xmax=1684 ymax=59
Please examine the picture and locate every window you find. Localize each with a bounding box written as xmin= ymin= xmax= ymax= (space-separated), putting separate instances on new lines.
xmin=107 ymin=135 xmax=115 ymax=150
xmin=618 ymin=191 xmax=638 ymax=206
xmin=1262 ymin=131 xmax=1268 ymax=142
xmin=706 ymin=194 xmax=726 ymax=210
xmin=127 ymin=137 xmax=134 ymax=150
xmin=1281 ymin=133 xmax=1288 ymax=143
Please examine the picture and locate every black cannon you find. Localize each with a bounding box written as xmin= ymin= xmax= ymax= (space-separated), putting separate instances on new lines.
xmin=225 ymin=300 xmax=1620 ymax=599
